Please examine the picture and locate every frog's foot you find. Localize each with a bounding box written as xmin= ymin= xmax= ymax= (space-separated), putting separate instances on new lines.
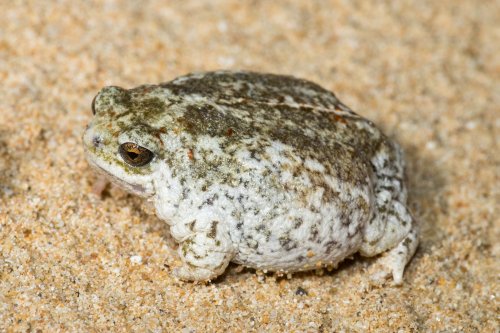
xmin=173 ymin=264 xmax=222 ymax=282
xmin=369 ymin=224 xmax=419 ymax=285
xmin=173 ymin=221 xmax=235 ymax=282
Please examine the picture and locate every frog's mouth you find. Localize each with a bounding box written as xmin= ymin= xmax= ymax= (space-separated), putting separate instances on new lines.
xmin=85 ymin=156 xmax=154 ymax=198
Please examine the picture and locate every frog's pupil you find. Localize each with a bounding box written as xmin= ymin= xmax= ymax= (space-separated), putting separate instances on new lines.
xmin=128 ymin=151 xmax=139 ymax=160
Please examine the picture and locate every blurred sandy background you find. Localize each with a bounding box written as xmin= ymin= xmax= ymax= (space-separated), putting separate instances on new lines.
xmin=0 ymin=1 xmax=498 ymax=332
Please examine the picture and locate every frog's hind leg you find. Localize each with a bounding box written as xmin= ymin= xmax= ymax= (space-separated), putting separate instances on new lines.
xmin=172 ymin=220 xmax=235 ymax=282
xmin=359 ymin=140 xmax=419 ymax=284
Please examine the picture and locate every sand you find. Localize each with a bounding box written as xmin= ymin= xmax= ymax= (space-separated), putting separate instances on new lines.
xmin=0 ymin=1 xmax=498 ymax=332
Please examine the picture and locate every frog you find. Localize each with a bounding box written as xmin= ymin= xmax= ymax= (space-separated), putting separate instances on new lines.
xmin=83 ymin=71 xmax=419 ymax=284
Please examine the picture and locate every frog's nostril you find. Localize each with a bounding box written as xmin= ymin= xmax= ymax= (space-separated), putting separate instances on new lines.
xmin=93 ymin=136 xmax=102 ymax=148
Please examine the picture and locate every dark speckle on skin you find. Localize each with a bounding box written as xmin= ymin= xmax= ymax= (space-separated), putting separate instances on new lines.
xmin=208 ymin=221 xmax=218 ymax=239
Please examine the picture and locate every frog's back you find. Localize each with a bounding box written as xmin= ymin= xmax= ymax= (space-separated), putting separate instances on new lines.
xmin=162 ymin=71 xmax=343 ymax=108
xmin=160 ymin=71 xmax=383 ymax=160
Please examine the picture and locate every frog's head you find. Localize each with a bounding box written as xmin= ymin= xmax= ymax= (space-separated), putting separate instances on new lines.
xmin=83 ymin=85 xmax=168 ymax=198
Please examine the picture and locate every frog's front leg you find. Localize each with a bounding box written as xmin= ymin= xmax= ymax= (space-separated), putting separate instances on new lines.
xmin=172 ymin=220 xmax=235 ymax=281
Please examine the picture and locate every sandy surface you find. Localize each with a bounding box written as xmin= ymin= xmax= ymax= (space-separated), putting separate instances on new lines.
xmin=0 ymin=1 xmax=498 ymax=332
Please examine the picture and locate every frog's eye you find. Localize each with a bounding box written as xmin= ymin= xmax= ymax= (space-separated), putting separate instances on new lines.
xmin=119 ymin=142 xmax=154 ymax=167
xmin=91 ymin=94 xmax=97 ymax=115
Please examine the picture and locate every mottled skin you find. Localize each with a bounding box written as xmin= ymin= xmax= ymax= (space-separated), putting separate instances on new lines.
xmin=83 ymin=71 xmax=419 ymax=284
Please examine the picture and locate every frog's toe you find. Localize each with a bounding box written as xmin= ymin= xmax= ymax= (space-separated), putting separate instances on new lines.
xmin=172 ymin=264 xmax=218 ymax=282
xmin=370 ymin=225 xmax=419 ymax=285
xmin=371 ymin=249 xmax=406 ymax=285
